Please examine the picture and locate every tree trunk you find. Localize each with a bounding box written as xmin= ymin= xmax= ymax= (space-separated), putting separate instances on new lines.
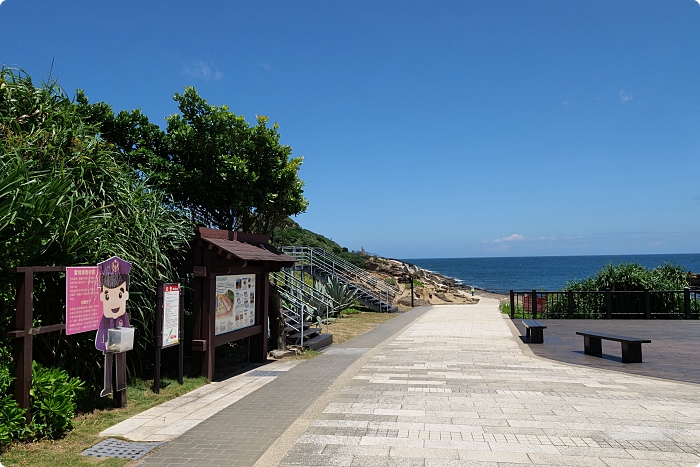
xmin=268 ymin=285 xmax=286 ymax=350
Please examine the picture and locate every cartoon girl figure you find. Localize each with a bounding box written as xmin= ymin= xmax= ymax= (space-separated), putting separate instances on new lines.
xmin=95 ymin=256 xmax=131 ymax=397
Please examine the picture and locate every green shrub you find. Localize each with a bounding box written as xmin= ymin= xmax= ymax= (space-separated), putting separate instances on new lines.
xmin=405 ymin=279 xmax=423 ymax=289
xmin=499 ymin=301 xmax=526 ymax=319
xmin=564 ymin=262 xmax=688 ymax=292
xmin=29 ymin=362 xmax=84 ymax=439
xmin=0 ymin=366 xmax=27 ymax=447
xmin=383 ymin=277 xmax=397 ymax=286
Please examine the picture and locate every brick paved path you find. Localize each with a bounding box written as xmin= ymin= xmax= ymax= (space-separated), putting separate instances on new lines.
xmin=135 ymin=306 xmax=431 ymax=467
xmin=267 ymin=299 xmax=700 ymax=466
xmin=139 ymin=299 xmax=700 ymax=466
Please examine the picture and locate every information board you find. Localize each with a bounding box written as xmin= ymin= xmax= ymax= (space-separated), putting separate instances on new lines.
xmin=162 ymin=283 xmax=180 ymax=348
xmin=215 ymin=274 xmax=256 ymax=336
xmin=65 ymin=266 xmax=101 ymax=335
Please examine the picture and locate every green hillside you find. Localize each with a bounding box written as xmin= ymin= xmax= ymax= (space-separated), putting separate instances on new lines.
xmin=271 ymin=219 xmax=366 ymax=268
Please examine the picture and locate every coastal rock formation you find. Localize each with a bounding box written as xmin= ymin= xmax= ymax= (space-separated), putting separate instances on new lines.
xmin=364 ymin=257 xmax=479 ymax=308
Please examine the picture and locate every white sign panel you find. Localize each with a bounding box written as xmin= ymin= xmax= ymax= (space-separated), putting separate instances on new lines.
xmin=162 ymin=284 xmax=180 ymax=348
xmin=215 ymin=275 xmax=256 ymax=336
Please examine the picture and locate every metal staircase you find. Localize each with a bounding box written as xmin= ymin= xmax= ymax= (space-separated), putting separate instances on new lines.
xmin=270 ymin=269 xmax=335 ymax=350
xmin=282 ymin=246 xmax=398 ymax=313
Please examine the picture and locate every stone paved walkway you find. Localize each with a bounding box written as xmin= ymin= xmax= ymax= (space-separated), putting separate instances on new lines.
xmin=134 ymin=306 xmax=431 ymax=466
xmin=135 ymin=298 xmax=700 ymax=466
xmin=102 ymin=359 xmax=301 ymax=442
xmin=263 ymin=299 xmax=700 ymax=466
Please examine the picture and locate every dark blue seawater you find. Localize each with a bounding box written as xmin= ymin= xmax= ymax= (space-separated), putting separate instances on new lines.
xmin=402 ymin=254 xmax=700 ymax=293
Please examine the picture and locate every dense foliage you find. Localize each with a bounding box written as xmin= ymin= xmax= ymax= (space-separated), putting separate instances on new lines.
xmin=0 ymin=68 xmax=193 ymax=392
xmin=0 ymin=67 xmax=312 ymax=444
xmin=0 ymin=363 xmax=83 ymax=446
xmin=80 ymin=87 xmax=308 ymax=235
xmin=272 ymin=218 xmax=366 ymax=268
xmin=563 ymin=262 xmax=688 ymax=291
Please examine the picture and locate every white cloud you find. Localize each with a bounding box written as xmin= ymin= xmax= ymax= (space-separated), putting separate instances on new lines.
xmin=184 ymin=60 xmax=223 ymax=81
xmin=493 ymin=234 xmax=525 ymax=243
xmin=260 ymin=62 xmax=272 ymax=71
xmin=561 ymin=100 xmax=569 ymax=108
xmin=484 ymin=234 xmax=557 ymax=244
xmin=619 ymin=89 xmax=633 ymax=103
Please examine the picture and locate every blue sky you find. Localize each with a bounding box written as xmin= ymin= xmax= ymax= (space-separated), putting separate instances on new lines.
xmin=2 ymin=1 xmax=699 ymax=258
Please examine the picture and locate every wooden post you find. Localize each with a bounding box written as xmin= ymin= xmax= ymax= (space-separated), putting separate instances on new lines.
xmin=249 ymin=271 xmax=268 ymax=363
xmin=203 ymin=274 xmax=216 ymax=381
xmin=154 ymin=280 xmax=163 ymax=394
xmin=178 ymin=282 xmax=184 ymax=385
xmin=114 ymin=352 xmax=127 ymax=408
xmin=568 ymin=290 xmax=574 ymax=319
xmin=15 ymin=271 xmax=33 ymax=422
xmin=531 ymin=290 xmax=537 ymax=320
xmin=684 ymin=287 xmax=691 ymax=320
xmin=509 ymin=290 xmax=515 ymax=319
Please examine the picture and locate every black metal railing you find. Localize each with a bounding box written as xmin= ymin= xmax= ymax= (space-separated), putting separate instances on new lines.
xmin=506 ymin=288 xmax=700 ymax=320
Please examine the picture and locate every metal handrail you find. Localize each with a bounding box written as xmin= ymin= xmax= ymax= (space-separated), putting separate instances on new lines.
xmin=282 ymin=246 xmax=396 ymax=312
xmin=270 ymin=269 xmax=338 ymax=312
xmin=271 ymin=269 xmax=337 ymax=346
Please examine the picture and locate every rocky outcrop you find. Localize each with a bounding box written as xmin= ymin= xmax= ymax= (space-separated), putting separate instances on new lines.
xmin=365 ymin=256 xmax=479 ymax=308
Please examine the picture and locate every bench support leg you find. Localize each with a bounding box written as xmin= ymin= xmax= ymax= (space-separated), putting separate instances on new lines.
xmin=621 ymin=342 xmax=643 ymax=363
xmin=583 ymin=336 xmax=602 ymax=357
xmin=529 ymin=328 xmax=544 ymax=344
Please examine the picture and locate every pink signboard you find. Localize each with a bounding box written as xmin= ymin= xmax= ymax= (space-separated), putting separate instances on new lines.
xmin=66 ymin=266 xmax=101 ymax=335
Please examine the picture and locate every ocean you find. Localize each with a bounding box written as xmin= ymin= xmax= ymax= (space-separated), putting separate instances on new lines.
xmin=402 ymin=254 xmax=700 ymax=294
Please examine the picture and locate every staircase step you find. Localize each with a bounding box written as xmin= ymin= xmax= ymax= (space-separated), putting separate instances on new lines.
xmin=304 ymin=333 xmax=333 ymax=351
xmin=284 ymin=324 xmax=310 ymax=334
xmin=287 ymin=327 xmax=321 ymax=340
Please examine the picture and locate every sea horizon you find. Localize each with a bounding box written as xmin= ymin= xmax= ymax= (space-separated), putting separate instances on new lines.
xmin=401 ymin=253 xmax=700 ymax=294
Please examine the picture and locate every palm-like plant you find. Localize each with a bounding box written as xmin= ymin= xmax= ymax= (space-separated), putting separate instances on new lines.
xmin=320 ymin=276 xmax=357 ymax=315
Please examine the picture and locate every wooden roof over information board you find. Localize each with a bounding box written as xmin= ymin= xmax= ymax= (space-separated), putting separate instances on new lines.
xmin=196 ymin=227 xmax=296 ymax=267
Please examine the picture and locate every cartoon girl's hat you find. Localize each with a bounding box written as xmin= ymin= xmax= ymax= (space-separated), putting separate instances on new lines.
xmin=98 ymin=256 xmax=132 ymax=276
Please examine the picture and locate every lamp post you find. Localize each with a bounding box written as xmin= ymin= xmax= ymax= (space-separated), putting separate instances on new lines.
xmin=404 ymin=265 xmax=415 ymax=308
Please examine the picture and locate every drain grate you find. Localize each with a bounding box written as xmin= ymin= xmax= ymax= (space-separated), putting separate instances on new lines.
xmin=248 ymin=370 xmax=284 ymax=377
xmin=82 ymin=438 xmax=165 ymax=460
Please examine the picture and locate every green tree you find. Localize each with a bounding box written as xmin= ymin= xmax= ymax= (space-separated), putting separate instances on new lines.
xmin=0 ymin=67 xmax=193 ymax=388
xmin=87 ymin=87 xmax=308 ymax=234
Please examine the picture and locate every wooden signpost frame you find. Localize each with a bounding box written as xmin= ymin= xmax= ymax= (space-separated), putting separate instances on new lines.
xmin=6 ymin=266 xmax=67 ymax=421
xmin=5 ymin=266 xmax=132 ymax=419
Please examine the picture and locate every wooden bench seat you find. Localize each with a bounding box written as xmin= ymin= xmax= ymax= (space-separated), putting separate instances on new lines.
xmin=576 ymin=331 xmax=651 ymax=363
xmin=522 ymin=319 xmax=547 ymax=344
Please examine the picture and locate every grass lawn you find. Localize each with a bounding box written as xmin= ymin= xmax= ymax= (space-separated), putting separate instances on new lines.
xmin=0 ymin=376 xmax=208 ymax=467
xmin=326 ymin=306 xmax=398 ymax=345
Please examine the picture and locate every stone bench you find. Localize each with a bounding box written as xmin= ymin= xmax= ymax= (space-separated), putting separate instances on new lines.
xmin=522 ymin=319 xmax=547 ymax=344
xmin=576 ymin=331 xmax=651 ymax=363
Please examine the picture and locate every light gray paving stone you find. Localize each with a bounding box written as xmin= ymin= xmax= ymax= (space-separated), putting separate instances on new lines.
xmin=135 ymin=299 xmax=700 ymax=467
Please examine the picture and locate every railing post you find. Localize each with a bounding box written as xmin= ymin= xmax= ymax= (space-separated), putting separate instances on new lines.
xmin=531 ymin=290 xmax=537 ymax=319
xmin=605 ymin=288 xmax=612 ymax=319
xmin=568 ymin=290 xmax=574 ymax=319
xmin=509 ymin=290 xmax=515 ymax=319
xmin=645 ymin=290 xmax=651 ymax=319
xmin=684 ymin=287 xmax=691 ymax=320
xmin=300 ymin=304 xmax=304 ymax=348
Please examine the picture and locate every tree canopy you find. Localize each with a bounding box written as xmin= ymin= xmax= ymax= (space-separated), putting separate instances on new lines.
xmin=84 ymin=87 xmax=308 ymax=234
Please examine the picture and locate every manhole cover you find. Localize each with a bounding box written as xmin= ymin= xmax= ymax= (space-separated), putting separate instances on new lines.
xmin=248 ymin=370 xmax=285 ymax=377
xmin=82 ymin=438 xmax=165 ymax=459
